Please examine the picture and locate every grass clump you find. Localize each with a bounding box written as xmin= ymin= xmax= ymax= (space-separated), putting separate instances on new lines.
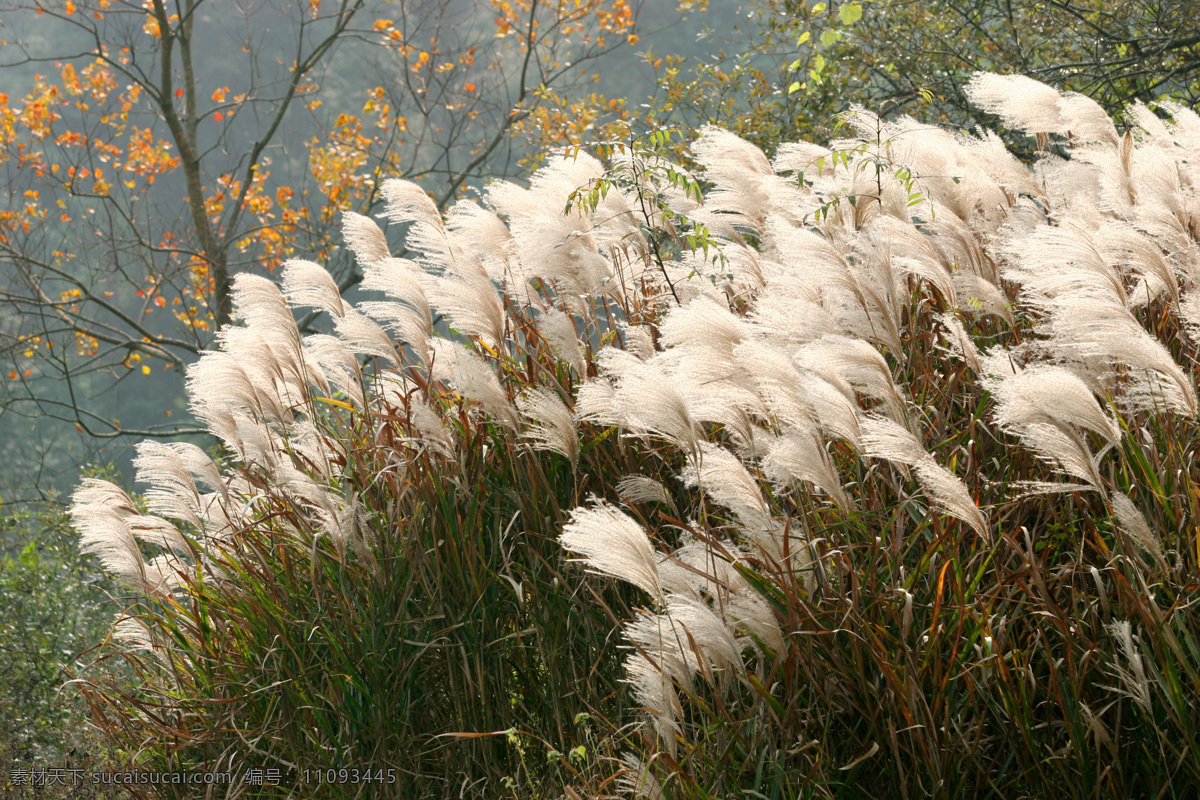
xmin=69 ymin=73 xmax=1200 ymax=799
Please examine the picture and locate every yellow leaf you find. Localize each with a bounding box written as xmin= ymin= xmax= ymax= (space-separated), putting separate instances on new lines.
xmin=839 ymin=2 xmax=863 ymax=25
xmin=141 ymin=365 xmax=151 ymax=375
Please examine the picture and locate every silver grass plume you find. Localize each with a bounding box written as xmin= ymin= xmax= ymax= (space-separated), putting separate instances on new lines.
xmin=187 ymin=349 xmax=283 ymax=428
xmin=223 ymin=414 xmax=282 ymax=470
xmin=1100 ymin=224 xmax=1179 ymax=306
xmin=360 ymin=257 xmax=434 ymax=365
xmin=429 ymin=339 xmax=517 ymax=428
xmin=304 ymin=334 xmax=365 ymax=407
xmin=380 ymin=179 xmax=442 ymax=228
xmin=689 ymin=126 xmax=774 ymax=235
xmin=1180 ymin=293 xmax=1200 ymax=343
xmin=281 ymin=259 xmax=347 ymax=319
xmin=487 ymin=154 xmax=612 ymax=294
xmin=559 ymin=501 xmax=663 ymax=602
xmin=535 ymin=308 xmax=587 ymax=375
xmin=112 ymin=616 xmax=173 ymax=667
xmin=445 ymin=199 xmax=514 ymax=280
xmin=656 ymin=538 xmax=744 ymax=599
xmin=427 ymin=271 xmax=505 ymax=348
xmin=113 ymin=616 xmax=155 ymax=651
xmin=575 ymin=377 xmax=622 ymax=427
xmin=1042 ymin=294 xmax=1196 ymax=417
xmin=1106 ymin=620 xmax=1153 ymax=714
xmin=951 ymin=270 xmax=1013 ymax=323
xmin=1012 ymin=422 xmax=1106 ymax=490
xmin=1110 ymin=491 xmax=1168 ymax=573
xmin=859 ymin=415 xmax=988 ymax=536
xmin=595 ymin=348 xmax=700 ymax=454
xmin=1003 ymin=223 xmax=1127 ymax=305
xmin=624 ymin=610 xmax=702 ymax=689
xmin=654 ymin=538 xmax=785 ymax=650
xmin=749 ymin=285 xmax=843 ymax=347
xmin=963 ymin=128 xmax=1042 ymax=201
xmin=990 ymin=366 xmax=1121 ymax=445
xmin=1059 ymin=92 xmax=1119 ymax=147
xmin=794 ymin=334 xmax=909 ymax=425
xmin=620 ymin=324 xmax=656 ymax=360
xmin=964 ymin=73 xmax=1065 ymax=135
xmin=517 ymin=388 xmax=579 ymax=466
xmin=680 ymin=442 xmax=769 ymax=528
xmin=762 ymin=429 xmax=851 ymax=510
xmin=335 ymin=309 xmax=399 ymax=365
xmin=734 ymin=339 xmax=862 ymax=449
xmin=937 ymin=313 xmax=982 ymax=374
xmin=771 ymin=140 xmax=834 ymax=176
xmin=133 ymin=441 xmax=205 ymax=529
xmin=868 ymin=217 xmax=956 ymax=306
xmin=213 ymin=327 xmax=305 ymax=421
xmin=342 ymin=212 xmax=391 ymax=266
xmin=658 ymin=296 xmax=747 ymax=384
xmin=623 ymin=652 xmax=683 ymax=755
xmin=616 ymin=475 xmax=672 ymax=507
xmin=359 ymin=300 xmax=433 ymax=367
xmin=617 ymin=754 xmax=665 ymax=800
xmin=284 ymin=417 xmax=339 ymax=482
xmin=71 ymin=479 xmax=162 ymax=588
xmin=663 ymin=594 xmax=743 ymax=675
xmin=410 ymin=399 xmax=455 ymax=458
xmin=625 ymin=598 xmax=742 ymax=689
xmin=230 ymin=273 xmax=297 ymax=335
xmin=724 ymin=591 xmax=785 ymax=654
xmin=676 ymin=377 xmax=762 ymax=454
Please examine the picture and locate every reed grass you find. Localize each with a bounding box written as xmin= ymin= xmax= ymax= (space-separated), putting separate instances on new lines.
xmin=69 ymin=74 xmax=1200 ymax=799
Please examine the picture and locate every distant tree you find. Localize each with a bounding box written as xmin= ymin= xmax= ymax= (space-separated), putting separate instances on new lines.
xmin=0 ymin=0 xmax=639 ymax=453
xmin=648 ymin=0 xmax=1200 ymax=154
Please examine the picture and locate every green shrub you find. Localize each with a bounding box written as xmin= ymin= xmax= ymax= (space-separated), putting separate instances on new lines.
xmin=1 ymin=493 xmax=126 ymax=797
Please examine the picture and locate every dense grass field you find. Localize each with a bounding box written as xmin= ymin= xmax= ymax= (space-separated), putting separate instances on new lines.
xmin=36 ymin=73 xmax=1200 ymax=798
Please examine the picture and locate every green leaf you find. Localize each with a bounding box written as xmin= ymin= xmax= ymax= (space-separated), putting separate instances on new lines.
xmin=813 ymin=54 xmax=826 ymax=74
xmin=839 ymin=2 xmax=863 ymax=25
xmin=820 ymin=29 xmax=841 ymax=47
xmin=797 ymin=31 xmax=811 ymax=45
xmin=788 ymin=81 xmax=802 ymax=94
